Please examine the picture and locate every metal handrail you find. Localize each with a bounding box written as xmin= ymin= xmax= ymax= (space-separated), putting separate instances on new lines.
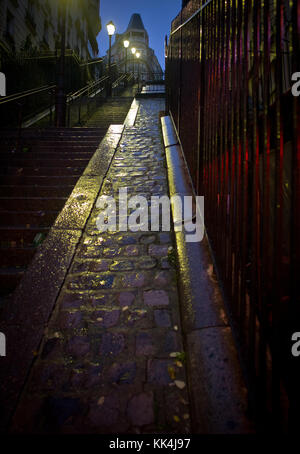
xmin=112 ymin=74 xmax=127 ymax=89
xmin=79 ymin=58 xmax=103 ymax=67
xmin=67 ymin=75 xmax=109 ymax=102
xmin=0 ymin=65 xmax=135 ymax=130
xmin=66 ymin=74 xmax=115 ymax=126
xmin=0 ymin=84 xmax=55 ymax=106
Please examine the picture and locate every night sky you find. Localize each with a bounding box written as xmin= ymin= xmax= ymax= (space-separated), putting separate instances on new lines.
xmin=97 ymin=0 xmax=182 ymax=69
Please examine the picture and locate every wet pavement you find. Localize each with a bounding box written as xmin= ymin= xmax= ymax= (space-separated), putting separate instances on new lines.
xmin=10 ymin=99 xmax=192 ymax=434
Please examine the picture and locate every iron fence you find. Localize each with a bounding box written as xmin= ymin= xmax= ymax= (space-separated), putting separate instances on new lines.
xmin=0 ymin=69 xmax=135 ymax=134
xmin=166 ymin=0 xmax=300 ymax=431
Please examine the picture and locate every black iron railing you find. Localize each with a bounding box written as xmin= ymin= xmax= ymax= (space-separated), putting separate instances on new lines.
xmin=0 ymin=84 xmax=56 ymax=129
xmin=166 ymin=0 xmax=300 ymax=430
xmin=66 ymin=71 xmax=133 ymax=126
xmin=0 ymin=68 xmax=135 ymax=133
xmin=66 ymin=75 xmax=109 ymax=126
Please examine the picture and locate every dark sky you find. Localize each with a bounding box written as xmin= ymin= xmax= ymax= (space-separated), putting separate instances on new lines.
xmin=97 ymin=0 xmax=182 ymax=69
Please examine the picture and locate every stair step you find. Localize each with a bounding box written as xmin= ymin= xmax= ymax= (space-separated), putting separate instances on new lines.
xmin=0 ymin=268 xmax=26 ymax=295
xmin=2 ymin=167 xmax=83 ymax=176
xmin=0 ymin=175 xmax=79 ymax=186
xmin=0 ymin=197 xmax=67 ymax=211
xmin=0 ymin=158 xmax=90 ymax=168
xmin=0 ymin=151 xmax=93 ymax=160
xmin=0 ymin=248 xmax=34 ymax=267
xmin=0 ymin=210 xmax=58 ymax=227
xmin=0 ymin=227 xmax=50 ymax=247
xmin=0 ymin=145 xmax=98 ymax=153
xmin=0 ymin=185 xmax=74 ymax=197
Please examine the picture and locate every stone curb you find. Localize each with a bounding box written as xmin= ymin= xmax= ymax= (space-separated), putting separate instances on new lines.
xmin=0 ymin=124 xmax=124 ymax=432
xmin=160 ymin=115 xmax=252 ymax=434
xmin=124 ymin=99 xmax=140 ymax=126
xmin=135 ymin=92 xmax=166 ymax=99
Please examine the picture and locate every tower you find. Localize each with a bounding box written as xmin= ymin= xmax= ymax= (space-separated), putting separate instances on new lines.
xmin=108 ymin=13 xmax=163 ymax=81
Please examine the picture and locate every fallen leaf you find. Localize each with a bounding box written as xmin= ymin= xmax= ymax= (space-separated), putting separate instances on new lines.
xmin=174 ymin=380 xmax=186 ymax=389
xmin=183 ymin=414 xmax=190 ymax=420
xmin=174 ymin=325 xmax=178 ymax=331
xmin=168 ymin=366 xmax=176 ymax=380
xmin=175 ymin=361 xmax=183 ymax=368
xmin=97 ymin=396 xmax=105 ymax=406
xmin=169 ymin=352 xmax=181 ymax=358
xmin=122 ymin=306 xmax=129 ymax=312
xmin=173 ymin=415 xmax=180 ymax=423
xmin=120 ymin=372 xmax=130 ymax=381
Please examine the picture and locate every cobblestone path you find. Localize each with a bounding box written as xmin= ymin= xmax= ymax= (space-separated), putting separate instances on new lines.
xmin=12 ymin=99 xmax=191 ymax=434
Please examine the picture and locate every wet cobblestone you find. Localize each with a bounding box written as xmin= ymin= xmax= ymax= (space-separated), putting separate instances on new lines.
xmin=12 ymin=99 xmax=191 ymax=434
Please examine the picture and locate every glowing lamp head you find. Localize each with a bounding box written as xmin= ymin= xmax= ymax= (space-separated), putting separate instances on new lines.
xmin=131 ymin=47 xmax=136 ymax=55
xmin=123 ymin=40 xmax=130 ymax=48
xmin=136 ymin=52 xmax=140 ymax=58
xmin=106 ymin=21 xmax=116 ymax=36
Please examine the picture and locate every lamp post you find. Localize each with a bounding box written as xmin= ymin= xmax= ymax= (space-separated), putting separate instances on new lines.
xmin=123 ymin=39 xmax=129 ymax=74
xmin=55 ymin=1 xmax=67 ymax=127
xmin=136 ymin=51 xmax=140 ymax=91
xmin=106 ymin=20 xmax=116 ymax=97
xmin=131 ymin=47 xmax=136 ymax=79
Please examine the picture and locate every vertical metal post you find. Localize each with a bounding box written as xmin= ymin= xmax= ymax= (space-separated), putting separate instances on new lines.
xmin=108 ymin=35 xmax=112 ymax=97
xmin=289 ymin=0 xmax=300 ymax=431
xmin=273 ymin=0 xmax=284 ymax=430
xmin=67 ymin=98 xmax=71 ymax=127
xmin=55 ymin=2 xmax=67 ymax=127
xmin=49 ymin=88 xmax=53 ymax=127
xmin=16 ymin=101 xmax=23 ymax=153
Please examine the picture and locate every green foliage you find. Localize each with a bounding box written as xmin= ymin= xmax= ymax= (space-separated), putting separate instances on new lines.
xmin=167 ymin=248 xmax=177 ymax=268
xmin=33 ymin=233 xmax=46 ymax=247
xmin=175 ymin=352 xmax=186 ymax=363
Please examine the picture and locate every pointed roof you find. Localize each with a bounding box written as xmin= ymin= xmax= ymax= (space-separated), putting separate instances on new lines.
xmin=127 ymin=13 xmax=145 ymax=31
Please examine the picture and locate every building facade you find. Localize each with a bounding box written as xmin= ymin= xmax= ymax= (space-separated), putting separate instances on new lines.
xmin=0 ymin=0 xmax=101 ymax=62
xmin=107 ymin=13 xmax=163 ymax=81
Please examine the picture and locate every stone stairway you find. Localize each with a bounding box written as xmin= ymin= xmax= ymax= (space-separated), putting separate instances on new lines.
xmin=0 ymin=91 xmax=136 ymax=302
xmin=0 ymin=128 xmax=106 ymax=299
xmin=84 ymin=96 xmax=133 ymax=128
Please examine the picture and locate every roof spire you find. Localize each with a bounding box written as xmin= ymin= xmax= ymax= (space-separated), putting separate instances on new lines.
xmin=127 ymin=14 xmax=145 ymax=31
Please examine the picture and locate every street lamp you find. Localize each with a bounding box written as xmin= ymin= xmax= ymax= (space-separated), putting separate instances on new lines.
xmin=106 ymin=20 xmax=116 ymax=97
xmin=131 ymin=48 xmax=136 ymax=78
xmin=55 ymin=1 xmax=67 ymax=127
xmin=136 ymin=52 xmax=140 ymax=91
xmin=123 ymin=39 xmax=129 ymax=74
xmin=106 ymin=21 xmax=116 ymax=36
